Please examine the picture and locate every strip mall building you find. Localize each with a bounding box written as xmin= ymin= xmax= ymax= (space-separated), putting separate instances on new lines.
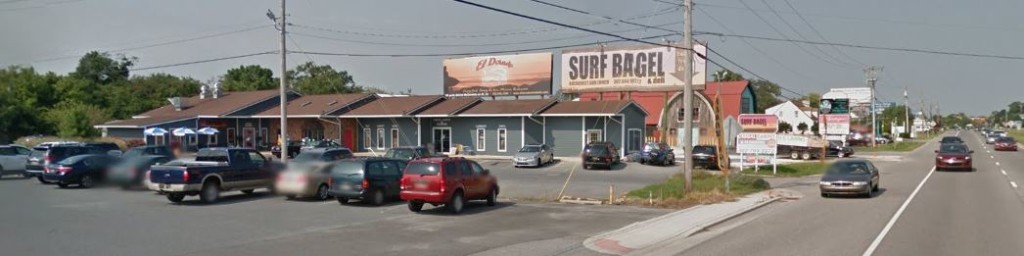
xmin=95 ymin=89 xmax=648 ymax=158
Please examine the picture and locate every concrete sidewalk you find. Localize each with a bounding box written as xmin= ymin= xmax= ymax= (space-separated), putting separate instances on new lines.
xmin=582 ymin=190 xmax=786 ymax=255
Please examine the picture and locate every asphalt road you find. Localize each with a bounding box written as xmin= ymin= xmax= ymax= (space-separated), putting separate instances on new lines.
xmin=679 ymin=131 xmax=1024 ymax=256
xmin=479 ymin=158 xmax=679 ymax=200
xmin=0 ymin=162 xmax=670 ymax=256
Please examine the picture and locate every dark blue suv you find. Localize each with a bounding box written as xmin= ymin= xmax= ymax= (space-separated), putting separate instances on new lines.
xmin=639 ymin=142 xmax=675 ymax=166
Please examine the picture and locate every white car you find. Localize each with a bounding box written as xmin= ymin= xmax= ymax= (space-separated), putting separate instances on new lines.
xmin=0 ymin=145 xmax=33 ymax=178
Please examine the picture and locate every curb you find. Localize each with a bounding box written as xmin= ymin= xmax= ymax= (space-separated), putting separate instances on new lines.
xmin=681 ymin=196 xmax=782 ymax=238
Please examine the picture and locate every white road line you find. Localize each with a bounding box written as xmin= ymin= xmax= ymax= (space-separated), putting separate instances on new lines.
xmin=1003 ymin=170 xmax=1008 ymax=176
xmin=997 ymin=162 xmax=1001 ymax=166
xmin=991 ymin=155 xmax=995 ymax=159
xmin=1012 ymin=182 xmax=1019 ymax=189
xmin=862 ymin=166 xmax=936 ymax=256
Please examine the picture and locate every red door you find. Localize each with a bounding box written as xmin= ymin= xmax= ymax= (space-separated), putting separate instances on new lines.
xmin=344 ymin=130 xmax=355 ymax=150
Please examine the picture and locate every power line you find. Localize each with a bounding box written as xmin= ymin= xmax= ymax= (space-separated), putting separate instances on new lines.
xmin=293 ymin=32 xmax=679 ymax=57
xmin=697 ymin=31 xmax=1024 ymax=60
xmin=290 ymin=20 xmax=686 ymax=48
xmin=757 ymin=0 xmax=856 ymax=68
xmin=780 ymin=0 xmax=867 ymax=67
xmin=527 ymin=0 xmax=681 ymax=36
xmin=30 ymin=24 xmax=271 ymax=64
xmin=704 ymin=46 xmax=805 ymax=100
xmin=130 ymin=51 xmax=276 ymax=71
xmin=736 ymin=0 xmax=847 ymax=69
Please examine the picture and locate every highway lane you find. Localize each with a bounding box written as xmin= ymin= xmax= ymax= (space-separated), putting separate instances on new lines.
xmin=678 ymin=134 xmax=968 ymax=256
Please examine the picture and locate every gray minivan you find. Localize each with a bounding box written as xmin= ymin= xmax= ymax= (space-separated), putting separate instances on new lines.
xmin=327 ymin=158 xmax=406 ymax=206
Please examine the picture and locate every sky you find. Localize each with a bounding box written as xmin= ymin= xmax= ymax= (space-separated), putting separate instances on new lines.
xmin=2 ymin=0 xmax=1022 ymax=116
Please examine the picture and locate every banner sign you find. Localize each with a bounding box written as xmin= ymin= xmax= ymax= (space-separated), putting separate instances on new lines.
xmin=736 ymin=133 xmax=778 ymax=154
xmin=818 ymin=114 xmax=851 ymax=135
xmin=819 ymin=98 xmax=850 ymax=114
xmin=827 ymin=87 xmax=872 ymax=104
xmin=738 ymin=114 xmax=779 ymax=133
xmin=559 ymin=43 xmax=707 ymax=92
xmin=443 ymin=53 xmax=552 ymax=96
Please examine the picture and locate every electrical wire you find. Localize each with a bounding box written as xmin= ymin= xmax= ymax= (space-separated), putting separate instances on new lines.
xmin=696 ymin=31 xmax=1024 ymax=60
xmin=735 ymin=0 xmax=846 ymax=68
xmin=130 ymin=51 xmax=277 ymax=71
xmin=527 ymin=0 xmax=681 ymax=36
xmin=758 ymin=0 xmax=856 ymax=68
xmin=780 ymin=0 xmax=867 ymax=67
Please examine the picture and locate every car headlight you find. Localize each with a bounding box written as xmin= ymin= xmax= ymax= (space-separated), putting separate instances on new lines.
xmin=819 ymin=181 xmax=832 ymax=186
xmin=852 ymin=181 xmax=868 ymax=186
xmin=937 ymin=156 xmax=943 ymax=160
xmin=965 ymin=156 xmax=971 ymax=160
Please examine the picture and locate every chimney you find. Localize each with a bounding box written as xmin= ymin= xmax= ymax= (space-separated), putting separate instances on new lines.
xmin=199 ymin=83 xmax=209 ymax=99
xmin=168 ymin=97 xmax=184 ymax=111
xmin=212 ymin=82 xmax=223 ymax=99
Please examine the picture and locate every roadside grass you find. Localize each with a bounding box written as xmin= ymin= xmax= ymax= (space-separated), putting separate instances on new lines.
xmin=852 ymin=141 xmax=925 ymax=152
xmin=1008 ymin=130 xmax=1024 ymax=143
xmin=741 ymin=162 xmax=829 ymax=177
xmin=625 ymin=171 xmax=770 ymax=208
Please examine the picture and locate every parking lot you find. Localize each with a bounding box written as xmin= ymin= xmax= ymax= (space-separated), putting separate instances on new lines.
xmin=0 ymin=159 xmax=674 ymax=256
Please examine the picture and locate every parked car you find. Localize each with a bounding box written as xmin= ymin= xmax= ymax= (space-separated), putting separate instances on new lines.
xmin=25 ymin=148 xmax=47 ymax=179
xmin=272 ymin=140 xmax=302 ymax=159
xmin=400 ymin=157 xmax=499 ymax=214
xmin=84 ymin=142 xmax=123 ymax=156
xmin=827 ymin=140 xmax=855 ymax=158
xmin=107 ymin=147 xmax=176 ymax=190
xmin=692 ymin=145 xmax=719 ymax=169
xmin=301 ymin=140 xmax=342 ymax=151
xmin=0 ymin=145 xmax=32 ymax=178
xmin=582 ymin=142 xmax=620 ymax=170
xmin=327 ymin=158 xmax=407 ymax=205
xmin=33 ymin=144 xmax=112 ymax=184
xmin=384 ymin=146 xmax=433 ymax=161
xmin=639 ymin=142 xmax=675 ymax=166
xmin=995 ymin=137 xmax=1018 ymax=151
xmin=986 ymin=134 xmax=1000 ymax=144
xmin=874 ymin=136 xmax=891 ymax=145
xmin=150 ymin=148 xmax=281 ymax=203
xmin=275 ymin=148 xmax=354 ymax=201
xmin=935 ymin=143 xmax=973 ymax=171
xmin=819 ymin=159 xmax=881 ymax=198
xmin=42 ymin=154 xmax=120 ymax=188
xmin=512 ymin=144 xmax=554 ymax=168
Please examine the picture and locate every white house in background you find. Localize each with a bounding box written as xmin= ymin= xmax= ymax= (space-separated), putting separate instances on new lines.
xmin=765 ymin=101 xmax=816 ymax=133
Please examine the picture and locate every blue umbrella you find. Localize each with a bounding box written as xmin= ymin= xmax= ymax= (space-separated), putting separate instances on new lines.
xmin=144 ymin=127 xmax=168 ymax=136
xmin=173 ymin=127 xmax=196 ymax=137
xmin=197 ymin=127 xmax=220 ymax=135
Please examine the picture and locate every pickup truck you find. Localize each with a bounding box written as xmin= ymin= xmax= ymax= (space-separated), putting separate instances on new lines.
xmin=149 ymin=148 xmax=281 ymax=204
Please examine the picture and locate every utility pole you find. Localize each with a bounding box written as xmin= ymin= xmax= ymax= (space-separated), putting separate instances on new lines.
xmin=681 ymin=0 xmax=694 ymax=192
xmin=904 ymin=87 xmax=909 ymax=137
xmin=269 ymin=0 xmax=289 ymax=163
xmin=865 ymin=66 xmax=881 ymax=147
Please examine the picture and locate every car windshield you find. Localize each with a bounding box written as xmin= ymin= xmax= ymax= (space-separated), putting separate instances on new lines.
xmin=58 ymin=155 xmax=90 ymax=165
xmin=826 ymin=161 xmax=871 ymax=175
xmin=941 ymin=137 xmax=961 ymax=143
xmin=405 ymin=162 xmax=439 ymax=176
xmin=996 ymin=137 xmax=1015 ymax=143
xmin=385 ymin=149 xmax=414 ymax=160
xmin=292 ymin=152 xmax=322 ymax=162
xmin=195 ymin=150 xmax=229 ymax=162
xmin=30 ymin=149 xmax=46 ymax=158
xmin=519 ymin=146 xmax=541 ymax=153
xmin=939 ymin=144 xmax=968 ymax=153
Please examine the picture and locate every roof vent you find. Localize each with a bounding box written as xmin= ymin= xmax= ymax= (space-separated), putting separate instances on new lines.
xmin=199 ymin=83 xmax=209 ymax=99
xmin=327 ymin=100 xmax=338 ymax=106
xmin=301 ymin=101 xmax=312 ymax=107
xmin=168 ymin=97 xmax=186 ymax=111
xmin=212 ymin=82 xmax=223 ymax=99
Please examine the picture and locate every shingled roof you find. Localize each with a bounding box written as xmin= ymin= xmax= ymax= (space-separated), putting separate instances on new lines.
xmin=98 ymin=89 xmax=281 ymax=128
xmin=539 ymin=100 xmax=643 ymax=116
xmin=457 ymin=99 xmax=556 ymax=116
xmin=339 ymin=95 xmax=443 ymax=117
xmin=254 ymin=93 xmax=373 ymax=117
xmin=414 ymin=97 xmax=482 ymax=117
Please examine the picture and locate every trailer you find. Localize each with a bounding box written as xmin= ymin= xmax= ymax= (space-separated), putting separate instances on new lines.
xmin=776 ymin=134 xmax=826 ymax=160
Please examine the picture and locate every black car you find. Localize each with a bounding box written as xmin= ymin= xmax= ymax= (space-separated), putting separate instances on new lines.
xmin=692 ymin=145 xmax=719 ymax=169
xmin=582 ymin=142 xmax=620 ymax=170
xmin=827 ymin=141 xmax=855 ymax=158
xmin=327 ymin=158 xmax=406 ymax=206
xmin=34 ymin=144 xmax=112 ymax=184
xmin=84 ymin=142 xmax=122 ymax=155
xmin=384 ymin=146 xmax=433 ymax=161
xmin=41 ymin=154 xmax=119 ymax=188
xmin=272 ymin=141 xmax=303 ymax=159
xmin=940 ymin=136 xmax=964 ymax=145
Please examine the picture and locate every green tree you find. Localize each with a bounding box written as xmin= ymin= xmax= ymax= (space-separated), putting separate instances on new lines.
xmin=71 ymin=51 xmax=135 ymax=85
xmin=44 ymin=101 xmax=110 ymax=138
xmin=811 ymin=122 xmax=820 ymax=136
xmin=288 ymin=62 xmax=357 ymax=95
xmin=104 ymin=73 xmax=201 ymax=119
xmin=221 ymin=65 xmax=276 ymax=91
xmin=750 ymin=79 xmax=782 ymax=113
xmin=712 ymin=69 xmax=744 ymax=82
xmin=797 ymin=122 xmax=809 ymax=134
xmin=802 ymin=92 xmax=822 ymax=108
xmin=778 ymin=121 xmax=793 ymax=133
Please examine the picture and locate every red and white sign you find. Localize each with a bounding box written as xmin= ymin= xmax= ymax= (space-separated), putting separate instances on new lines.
xmin=738 ymin=114 xmax=779 ymax=133
xmin=736 ymin=133 xmax=778 ymax=154
xmin=818 ymin=114 xmax=851 ymax=135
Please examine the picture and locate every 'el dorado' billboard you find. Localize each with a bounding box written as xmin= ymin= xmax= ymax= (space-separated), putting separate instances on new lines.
xmin=443 ymin=53 xmax=552 ymax=96
xmin=559 ymin=43 xmax=706 ymax=92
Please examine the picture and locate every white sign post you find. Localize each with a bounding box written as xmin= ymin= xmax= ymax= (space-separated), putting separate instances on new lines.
xmin=736 ymin=133 xmax=778 ymax=174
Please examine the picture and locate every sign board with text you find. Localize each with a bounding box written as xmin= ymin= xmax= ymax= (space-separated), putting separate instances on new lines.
xmin=819 ymin=98 xmax=850 ymax=114
xmin=443 ymin=53 xmax=553 ymax=96
xmin=559 ymin=43 xmax=707 ymax=92
xmin=736 ymin=133 xmax=778 ymax=154
xmin=818 ymin=114 xmax=851 ymax=135
xmin=737 ymin=114 xmax=779 ymax=133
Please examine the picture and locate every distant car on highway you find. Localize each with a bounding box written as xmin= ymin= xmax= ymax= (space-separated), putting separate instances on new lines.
xmin=0 ymin=145 xmax=32 ymax=178
xmin=993 ymin=131 xmax=1007 ymax=137
xmin=275 ymin=148 xmax=353 ymax=201
xmin=994 ymin=137 xmax=1018 ymax=151
xmin=986 ymin=134 xmax=1000 ymax=144
xmin=327 ymin=157 xmax=406 ymax=205
xmin=935 ymin=143 xmax=973 ymax=171
xmin=582 ymin=142 xmax=620 ymax=170
xmin=400 ymin=157 xmax=498 ymax=214
xmin=42 ymin=154 xmax=119 ymax=188
xmin=819 ymin=159 xmax=880 ymax=198
xmin=639 ymin=142 xmax=675 ymax=166
xmin=512 ymin=144 xmax=554 ymax=168
xmin=940 ymin=136 xmax=964 ymax=145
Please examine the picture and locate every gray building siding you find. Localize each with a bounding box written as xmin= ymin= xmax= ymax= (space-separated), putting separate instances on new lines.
xmin=621 ymin=104 xmax=647 ymax=153
xmin=450 ymin=117 xmax=523 ymax=156
xmin=605 ymin=116 xmax=623 ymax=154
xmin=545 ymin=117 xmax=583 ymax=157
xmin=523 ymin=117 xmax=543 ymax=145
xmin=355 ymin=118 xmax=419 ymax=152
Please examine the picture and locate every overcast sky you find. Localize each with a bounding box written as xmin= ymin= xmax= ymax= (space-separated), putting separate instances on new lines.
xmin=2 ymin=0 xmax=1021 ymax=115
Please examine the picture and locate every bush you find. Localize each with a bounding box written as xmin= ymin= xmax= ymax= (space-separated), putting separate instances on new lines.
xmin=125 ymin=139 xmax=146 ymax=148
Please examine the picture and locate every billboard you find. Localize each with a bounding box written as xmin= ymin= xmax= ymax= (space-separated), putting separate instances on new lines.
xmin=819 ymin=98 xmax=850 ymax=114
xmin=736 ymin=133 xmax=778 ymax=154
xmin=826 ymin=87 xmax=872 ymax=104
xmin=737 ymin=114 xmax=779 ymax=133
xmin=443 ymin=53 xmax=552 ymax=96
xmin=559 ymin=43 xmax=707 ymax=93
xmin=818 ymin=114 xmax=851 ymax=135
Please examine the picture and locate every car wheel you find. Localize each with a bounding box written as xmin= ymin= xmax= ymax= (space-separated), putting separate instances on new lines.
xmin=873 ymin=183 xmax=880 ymax=192
xmin=408 ymin=201 xmax=424 ymax=212
xmin=22 ymin=172 xmax=32 ymax=179
xmin=316 ymin=184 xmax=330 ymax=201
xmin=371 ymin=189 xmax=385 ymax=206
xmin=37 ymin=176 xmax=51 ymax=184
xmin=241 ymin=189 xmax=255 ymax=195
xmin=820 ymin=192 xmax=828 ymax=198
xmin=486 ymin=187 xmax=497 ymax=206
xmin=80 ymin=175 xmax=95 ymax=188
xmin=285 ymin=195 xmax=296 ymax=200
xmin=583 ymin=164 xmax=590 ymax=170
xmin=199 ymin=182 xmax=220 ymax=204
xmin=448 ymin=191 xmax=465 ymax=214
xmin=837 ymin=152 xmax=845 ymax=158
xmin=166 ymin=193 xmax=185 ymax=203
xmin=535 ymin=158 xmax=542 ymax=168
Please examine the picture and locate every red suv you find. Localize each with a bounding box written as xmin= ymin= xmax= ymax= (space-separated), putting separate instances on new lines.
xmin=399 ymin=157 xmax=499 ymax=214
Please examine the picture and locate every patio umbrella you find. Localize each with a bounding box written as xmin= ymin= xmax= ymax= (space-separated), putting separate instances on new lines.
xmin=144 ymin=127 xmax=168 ymax=136
xmin=197 ymin=127 xmax=220 ymax=135
xmin=172 ymin=127 xmax=196 ymax=137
